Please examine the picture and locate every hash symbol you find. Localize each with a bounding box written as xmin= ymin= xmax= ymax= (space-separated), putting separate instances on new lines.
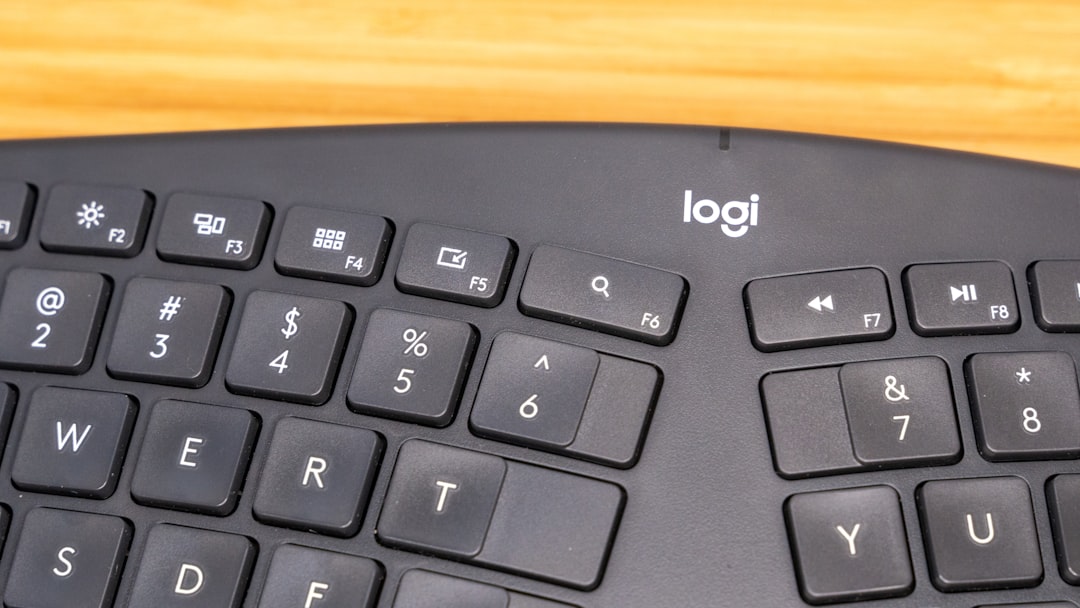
xmin=159 ymin=296 xmax=183 ymax=321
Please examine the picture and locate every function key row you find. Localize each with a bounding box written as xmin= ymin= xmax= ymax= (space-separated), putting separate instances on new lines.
xmin=763 ymin=352 xmax=1080 ymax=478
xmin=746 ymin=260 xmax=1080 ymax=352
xmin=784 ymin=476 xmax=1080 ymax=604
xmin=0 ymin=180 xmax=688 ymax=345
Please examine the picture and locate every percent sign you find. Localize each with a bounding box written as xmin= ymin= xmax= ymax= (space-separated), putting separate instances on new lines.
xmin=402 ymin=328 xmax=429 ymax=357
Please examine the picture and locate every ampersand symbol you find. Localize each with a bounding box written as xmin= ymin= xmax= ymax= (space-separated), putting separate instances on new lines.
xmin=883 ymin=375 xmax=909 ymax=402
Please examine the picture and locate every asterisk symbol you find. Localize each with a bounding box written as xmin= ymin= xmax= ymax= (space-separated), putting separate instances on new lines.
xmin=1016 ymin=367 xmax=1032 ymax=384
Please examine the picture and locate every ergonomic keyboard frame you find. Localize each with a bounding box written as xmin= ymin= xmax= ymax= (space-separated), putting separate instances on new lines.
xmin=0 ymin=124 xmax=1079 ymax=606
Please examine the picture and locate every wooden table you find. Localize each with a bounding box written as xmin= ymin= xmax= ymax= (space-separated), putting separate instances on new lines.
xmin=2 ymin=0 xmax=1078 ymax=167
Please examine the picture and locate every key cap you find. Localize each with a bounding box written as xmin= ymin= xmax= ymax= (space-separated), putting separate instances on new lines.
xmin=393 ymin=570 xmax=576 ymax=608
xmin=471 ymin=332 xmax=598 ymax=448
xmin=253 ymin=417 xmax=383 ymax=537
xmin=0 ymin=504 xmax=9 ymax=553
xmin=156 ymin=192 xmax=270 ymax=269
xmin=1047 ymin=475 xmax=1080 ymax=584
xmin=567 ymin=353 xmax=660 ymax=467
xmin=966 ymin=352 xmax=1080 ymax=461
xmin=39 ymin=183 xmax=152 ymax=257
xmin=0 ymin=383 xmax=15 ymax=455
xmin=3 ymin=508 xmax=131 ymax=608
xmin=11 ymin=386 xmax=136 ymax=499
xmin=131 ymin=399 xmax=259 ymax=515
xmin=519 ymin=244 xmax=687 ymax=345
xmin=225 ymin=291 xmax=352 ymax=404
xmin=378 ymin=441 xmax=623 ymax=590
xmin=903 ymin=261 xmax=1019 ymax=336
xmin=106 ymin=277 xmax=231 ymax=387
xmin=0 ymin=268 xmax=110 ymax=373
xmin=761 ymin=367 xmax=861 ymax=478
xmin=785 ymin=486 xmax=913 ymax=604
xmin=393 ymin=570 xmax=508 ymax=608
xmin=0 ymin=180 xmax=35 ymax=249
xmin=839 ymin=357 xmax=961 ymax=466
xmin=257 ymin=545 xmax=383 ymax=608
xmin=347 ymin=309 xmax=477 ymax=426
xmin=396 ymin=223 xmax=515 ymax=307
xmin=275 ymin=205 xmax=393 ymax=286
xmin=378 ymin=440 xmax=506 ymax=557
xmin=475 ymin=459 xmax=624 ymax=589
xmin=127 ymin=523 xmax=256 ymax=608
xmin=745 ymin=268 xmax=894 ymax=351
xmin=917 ymin=477 xmax=1042 ymax=592
xmin=1029 ymin=260 xmax=1080 ymax=331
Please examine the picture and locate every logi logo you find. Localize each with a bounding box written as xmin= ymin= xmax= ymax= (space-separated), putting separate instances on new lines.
xmin=682 ymin=190 xmax=760 ymax=238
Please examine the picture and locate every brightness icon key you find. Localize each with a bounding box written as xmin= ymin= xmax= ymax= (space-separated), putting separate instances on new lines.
xmin=39 ymin=184 xmax=152 ymax=258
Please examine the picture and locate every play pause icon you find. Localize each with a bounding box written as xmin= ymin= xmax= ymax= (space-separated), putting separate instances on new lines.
xmin=950 ymin=284 xmax=977 ymax=302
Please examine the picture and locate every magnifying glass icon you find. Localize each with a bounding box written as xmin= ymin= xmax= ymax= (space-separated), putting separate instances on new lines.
xmin=591 ymin=275 xmax=611 ymax=299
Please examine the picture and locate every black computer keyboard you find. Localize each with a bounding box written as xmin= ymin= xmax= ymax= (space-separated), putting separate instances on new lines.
xmin=0 ymin=124 xmax=1078 ymax=608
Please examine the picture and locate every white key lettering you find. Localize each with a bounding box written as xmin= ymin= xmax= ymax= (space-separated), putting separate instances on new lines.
xmin=53 ymin=546 xmax=76 ymax=577
xmin=966 ymin=512 xmax=995 ymax=545
xmin=56 ymin=421 xmax=92 ymax=452
xmin=835 ymin=523 xmax=862 ymax=556
xmin=175 ymin=563 xmax=204 ymax=595
xmin=179 ymin=436 xmax=205 ymax=468
xmin=305 ymin=581 xmax=330 ymax=608
xmin=435 ymin=480 xmax=459 ymax=512
xmin=303 ymin=456 xmax=328 ymax=489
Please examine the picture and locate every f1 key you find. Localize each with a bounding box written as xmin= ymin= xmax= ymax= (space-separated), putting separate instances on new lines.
xmin=745 ymin=268 xmax=893 ymax=352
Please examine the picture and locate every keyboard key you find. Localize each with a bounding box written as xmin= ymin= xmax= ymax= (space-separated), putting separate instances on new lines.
xmin=966 ymin=352 xmax=1080 ymax=461
xmin=917 ymin=477 xmax=1042 ymax=592
xmin=744 ymin=268 xmax=893 ymax=352
xmin=784 ymin=486 xmax=913 ymax=604
xmin=127 ymin=523 xmax=256 ymax=608
xmin=1047 ymin=475 xmax=1080 ymax=584
xmin=396 ymin=223 xmax=515 ymax=307
xmin=11 ymin=387 xmax=136 ymax=499
xmin=253 ymin=417 xmax=383 ymax=537
xmin=567 ymin=353 xmax=659 ymax=467
xmin=761 ymin=368 xmax=861 ymax=478
xmin=476 ymin=459 xmax=624 ymax=589
xmin=156 ymin=192 xmax=270 ymax=269
xmin=519 ymin=244 xmax=687 ymax=345
xmin=347 ymin=309 xmax=477 ymax=426
xmin=4 ymin=508 xmax=132 ymax=608
xmin=39 ymin=183 xmax=152 ymax=257
xmin=131 ymin=399 xmax=259 ymax=515
xmin=378 ymin=440 xmax=623 ymax=590
xmin=839 ymin=357 xmax=961 ymax=466
xmin=977 ymin=604 xmax=1079 ymax=608
xmin=903 ymin=261 xmax=1019 ymax=336
xmin=275 ymin=205 xmax=393 ymax=286
xmin=0 ymin=268 xmax=110 ymax=373
xmin=378 ymin=440 xmax=506 ymax=557
xmin=257 ymin=545 xmax=382 ymax=608
xmin=106 ymin=277 xmax=231 ymax=387
xmin=226 ymin=291 xmax=352 ymax=404
xmin=0 ymin=383 xmax=15 ymax=455
xmin=393 ymin=570 xmax=578 ymax=608
xmin=393 ymin=570 xmax=508 ymax=608
xmin=0 ymin=503 xmax=9 ymax=553
xmin=471 ymin=332 xmax=598 ymax=448
xmin=0 ymin=180 xmax=35 ymax=249
xmin=1029 ymin=260 xmax=1080 ymax=331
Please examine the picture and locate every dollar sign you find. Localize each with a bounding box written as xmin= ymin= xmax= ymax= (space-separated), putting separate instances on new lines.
xmin=282 ymin=307 xmax=300 ymax=340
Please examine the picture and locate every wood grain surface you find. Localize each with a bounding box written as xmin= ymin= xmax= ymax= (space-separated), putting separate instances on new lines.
xmin=1 ymin=0 xmax=1078 ymax=167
